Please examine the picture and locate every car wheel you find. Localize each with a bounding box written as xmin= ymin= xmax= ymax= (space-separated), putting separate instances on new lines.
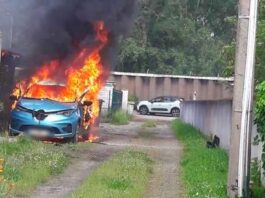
xmin=71 ymin=125 xmax=79 ymax=143
xmin=8 ymin=124 xmax=19 ymax=137
xmin=139 ymin=106 xmax=149 ymax=115
xmin=171 ymin=108 xmax=180 ymax=117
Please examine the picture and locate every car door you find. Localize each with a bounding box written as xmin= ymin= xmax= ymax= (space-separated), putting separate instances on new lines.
xmin=162 ymin=96 xmax=174 ymax=113
xmin=150 ymin=97 xmax=167 ymax=112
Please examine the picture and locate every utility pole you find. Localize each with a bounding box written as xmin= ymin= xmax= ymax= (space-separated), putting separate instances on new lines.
xmin=228 ymin=0 xmax=258 ymax=197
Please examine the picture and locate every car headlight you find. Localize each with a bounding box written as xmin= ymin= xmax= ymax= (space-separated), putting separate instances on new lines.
xmin=56 ymin=109 xmax=76 ymax=116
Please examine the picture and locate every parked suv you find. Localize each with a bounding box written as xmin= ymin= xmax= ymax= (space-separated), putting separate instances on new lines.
xmin=137 ymin=96 xmax=182 ymax=117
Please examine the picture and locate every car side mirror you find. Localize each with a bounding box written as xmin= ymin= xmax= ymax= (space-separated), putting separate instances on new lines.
xmin=9 ymin=95 xmax=18 ymax=101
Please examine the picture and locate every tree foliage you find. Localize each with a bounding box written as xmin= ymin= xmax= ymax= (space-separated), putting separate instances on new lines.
xmin=256 ymin=0 xmax=265 ymax=83
xmin=255 ymin=82 xmax=265 ymax=172
xmin=222 ymin=0 xmax=265 ymax=82
xmin=117 ymin=0 xmax=237 ymax=76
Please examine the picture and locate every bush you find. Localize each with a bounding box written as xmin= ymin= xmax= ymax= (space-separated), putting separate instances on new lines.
xmin=254 ymin=81 xmax=265 ymax=195
xmin=250 ymin=159 xmax=265 ymax=197
xmin=109 ymin=109 xmax=132 ymax=125
xmin=128 ymin=95 xmax=139 ymax=103
xmin=255 ymin=81 xmax=265 ymax=170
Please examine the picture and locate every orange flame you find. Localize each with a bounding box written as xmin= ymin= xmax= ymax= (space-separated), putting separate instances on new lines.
xmin=12 ymin=21 xmax=109 ymax=137
xmin=88 ymin=133 xmax=99 ymax=143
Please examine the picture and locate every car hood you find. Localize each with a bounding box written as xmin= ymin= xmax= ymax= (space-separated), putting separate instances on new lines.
xmin=18 ymin=98 xmax=77 ymax=112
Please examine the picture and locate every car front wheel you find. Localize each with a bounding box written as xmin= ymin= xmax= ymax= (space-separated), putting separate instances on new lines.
xmin=70 ymin=125 xmax=79 ymax=143
xmin=139 ymin=106 xmax=149 ymax=115
xmin=171 ymin=108 xmax=180 ymax=117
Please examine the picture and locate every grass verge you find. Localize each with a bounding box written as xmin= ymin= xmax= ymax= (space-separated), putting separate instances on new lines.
xmin=0 ymin=136 xmax=70 ymax=197
xmin=141 ymin=120 xmax=157 ymax=128
xmin=171 ymin=120 xmax=228 ymax=198
xmin=107 ymin=109 xmax=132 ymax=125
xmin=71 ymin=150 xmax=153 ymax=198
xmin=250 ymin=159 xmax=265 ymax=197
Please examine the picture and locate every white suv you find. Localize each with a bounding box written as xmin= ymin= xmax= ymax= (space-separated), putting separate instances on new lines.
xmin=136 ymin=96 xmax=182 ymax=117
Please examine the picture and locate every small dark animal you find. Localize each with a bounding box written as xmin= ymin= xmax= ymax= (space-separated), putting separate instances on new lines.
xmin=207 ymin=135 xmax=220 ymax=148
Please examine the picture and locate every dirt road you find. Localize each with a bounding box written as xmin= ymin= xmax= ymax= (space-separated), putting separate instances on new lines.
xmin=30 ymin=119 xmax=183 ymax=198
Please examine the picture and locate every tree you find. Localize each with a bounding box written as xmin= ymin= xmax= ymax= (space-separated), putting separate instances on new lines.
xmin=116 ymin=0 xmax=237 ymax=76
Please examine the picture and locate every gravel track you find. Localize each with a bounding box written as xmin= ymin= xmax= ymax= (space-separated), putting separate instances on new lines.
xmin=30 ymin=119 xmax=183 ymax=198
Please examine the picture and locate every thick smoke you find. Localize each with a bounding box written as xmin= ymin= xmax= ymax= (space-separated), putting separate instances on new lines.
xmin=0 ymin=0 xmax=136 ymax=79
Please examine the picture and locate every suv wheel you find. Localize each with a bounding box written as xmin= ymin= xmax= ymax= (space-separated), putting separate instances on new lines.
xmin=171 ymin=108 xmax=180 ymax=117
xmin=139 ymin=106 xmax=149 ymax=115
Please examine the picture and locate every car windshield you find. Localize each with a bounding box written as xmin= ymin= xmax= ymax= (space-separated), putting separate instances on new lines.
xmin=23 ymin=84 xmax=76 ymax=103
xmin=150 ymin=97 xmax=163 ymax=102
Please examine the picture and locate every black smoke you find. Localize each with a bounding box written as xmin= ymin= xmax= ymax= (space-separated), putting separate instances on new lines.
xmin=0 ymin=0 xmax=136 ymax=79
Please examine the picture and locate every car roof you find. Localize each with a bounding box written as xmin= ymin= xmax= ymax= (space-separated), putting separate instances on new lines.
xmin=155 ymin=96 xmax=182 ymax=99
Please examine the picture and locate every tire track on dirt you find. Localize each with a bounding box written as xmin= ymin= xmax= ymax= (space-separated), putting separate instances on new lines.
xmin=30 ymin=120 xmax=183 ymax=198
xmin=30 ymin=145 xmax=121 ymax=198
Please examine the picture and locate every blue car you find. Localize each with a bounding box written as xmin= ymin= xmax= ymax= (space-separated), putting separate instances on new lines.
xmin=9 ymin=86 xmax=92 ymax=143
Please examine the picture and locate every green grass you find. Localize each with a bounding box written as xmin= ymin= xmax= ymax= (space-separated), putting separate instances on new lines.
xmin=0 ymin=136 xmax=70 ymax=197
xmin=171 ymin=120 xmax=228 ymax=198
xmin=141 ymin=120 xmax=157 ymax=128
xmin=71 ymin=150 xmax=153 ymax=198
xmin=250 ymin=159 xmax=265 ymax=197
xmin=108 ymin=109 xmax=132 ymax=125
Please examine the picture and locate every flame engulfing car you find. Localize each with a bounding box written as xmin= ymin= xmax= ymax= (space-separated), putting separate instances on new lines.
xmin=9 ymin=84 xmax=93 ymax=143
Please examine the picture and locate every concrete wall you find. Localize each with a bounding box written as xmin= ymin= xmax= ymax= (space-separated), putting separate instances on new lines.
xmin=98 ymin=83 xmax=113 ymax=114
xmin=109 ymin=72 xmax=234 ymax=101
xmin=180 ymin=100 xmax=232 ymax=150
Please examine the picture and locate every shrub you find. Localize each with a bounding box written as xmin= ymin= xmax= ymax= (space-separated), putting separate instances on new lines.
xmin=128 ymin=95 xmax=139 ymax=103
xmin=250 ymin=159 xmax=265 ymax=197
xmin=255 ymin=82 xmax=265 ymax=173
xmin=109 ymin=109 xmax=132 ymax=125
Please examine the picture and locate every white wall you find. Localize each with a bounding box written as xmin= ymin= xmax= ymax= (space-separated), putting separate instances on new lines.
xmin=98 ymin=83 xmax=113 ymax=114
xmin=181 ymin=100 xmax=232 ymax=150
xmin=121 ymin=90 xmax=128 ymax=111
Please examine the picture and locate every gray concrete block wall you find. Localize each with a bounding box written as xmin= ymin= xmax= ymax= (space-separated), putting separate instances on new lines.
xmin=180 ymin=100 xmax=232 ymax=150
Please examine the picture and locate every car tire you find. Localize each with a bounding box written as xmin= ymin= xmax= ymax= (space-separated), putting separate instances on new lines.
xmin=8 ymin=123 xmax=19 ymax=137
xmin=71 ymin=125 xmax=79 ymax=144
xmin=171 ymin=108 xmax=180 ymax=117
xmin=72 ymin=134 xmax=78 ymax=143
xmin=139 ymin=106 xmax=149 ymax=115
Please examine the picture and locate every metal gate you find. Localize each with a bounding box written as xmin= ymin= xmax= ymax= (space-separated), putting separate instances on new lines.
xmin=111 ymin=89 xmax=123 ymax=111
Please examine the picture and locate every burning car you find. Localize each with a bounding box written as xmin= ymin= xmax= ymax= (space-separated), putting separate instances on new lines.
xmin=9 ymin=84 xmax=94 ymax=143
xmin=9 ymin=21 xmax=109 ymax=143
